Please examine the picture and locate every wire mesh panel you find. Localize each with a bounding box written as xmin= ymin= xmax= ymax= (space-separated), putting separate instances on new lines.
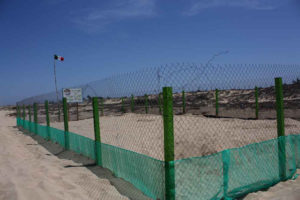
xmin=283 ymin=78 xmax=300 ymax=135
xmin=15 ymin=63 xmax=300 ymax=200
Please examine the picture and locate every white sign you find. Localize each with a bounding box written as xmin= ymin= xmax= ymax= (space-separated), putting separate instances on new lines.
xmin=63 ymin=88 xmax=83 ymax=103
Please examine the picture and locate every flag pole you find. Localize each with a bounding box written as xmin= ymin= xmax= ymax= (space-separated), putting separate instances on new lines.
xmin=54 ymin=56 xmax=61 ymax=121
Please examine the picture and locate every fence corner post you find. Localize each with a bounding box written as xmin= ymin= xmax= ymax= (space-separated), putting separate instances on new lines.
xmin=275 ymin=77 xmax=286 ymax=180
xmin=63 ymin=98 xmax=69 ymax=150
xmin=45 ymin=100 xmax=50 ymax=140
xmin=92 ymin=97 xmax=102 ymax=166
xmin=255 ymin=86 xmax=259 ymax=119
xmin=163 ymin=87 xmax=175 ymax=200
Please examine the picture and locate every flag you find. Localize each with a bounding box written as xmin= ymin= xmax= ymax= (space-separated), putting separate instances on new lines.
xmin=54 ymin=54 xmax=64 ymax=61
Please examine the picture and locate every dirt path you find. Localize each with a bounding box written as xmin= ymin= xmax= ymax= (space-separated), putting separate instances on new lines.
xmin=0 ymin=110 xmax=128 ymax=200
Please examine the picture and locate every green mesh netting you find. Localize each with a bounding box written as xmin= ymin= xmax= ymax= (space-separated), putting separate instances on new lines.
xmin=101 ymin=142 xmax=165 ymax=199
xmin=68 ymin=131 xmax=96 ymax=160
xmin=173 ymin=135 xmax=299 ymax=200
xmin=18 ymin=119 xmax=66 ymax=147
xmin=173 ymin=152 xmax=224 ymax=199
xmin=17 ymin=118 xmax=164 ymax=199
xmin=17 ymin=118 xmax=300 ymax=200
xmin=294 ymin=135 xmax=300 ymax=169
xmin=48 ymin=127 xmax=65 ymax=147
xmin=227 ymin=135 xmax=296 ymax=198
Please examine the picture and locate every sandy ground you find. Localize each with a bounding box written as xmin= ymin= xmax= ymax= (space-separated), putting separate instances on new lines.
xmin=244 ymin=171 xmax=300 ymax=200
xmin=7 ymin=110 xmax=300 ymax=199
xmin=0 ymin=110 xmax=128 ymax=200
xmin=48 ymin=113 xmax=300 ymax=160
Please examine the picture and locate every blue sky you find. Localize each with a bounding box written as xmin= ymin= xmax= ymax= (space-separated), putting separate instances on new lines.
xmin=1 ymin=0 xmax=300 ymax=105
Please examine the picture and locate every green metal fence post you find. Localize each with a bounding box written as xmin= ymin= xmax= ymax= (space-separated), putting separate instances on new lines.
xmin=163 ymin=87 xmax=175 ymax=200
xmin=16 ymin=105 xmax=18 ymax=118
xmin=45 ymin=101 xmax=50 ymax=126
xmin=216 ymin=89 xmax=219 ymax=117
xmin=16 ymin=105 xmax=20 ymax=126
xmin=121 ymin=97 xmax=125 ymax=113
xmin=20 ymin=105 xmax=23 ymax=126
xmin=255 ymin=86 xmax=259 ymax=119
xmin=28 ymin=105 xmax=32 ymax=122
xmin=275 ymin=77 xmax=286 ymax=180
xmin=92 ymin=97 xmax=102 ymax=166
xmin=16 ymin=105 xmax=19 ymax=118
xmin=101 ymin=98 xmax=104 ymax=116
xmin=131 ymin=94 xmax=135 ymax=112
xmin=16 ymin=105 xmax=18 ymax=122
xmin=159 ymin=93 xmax=162 ymax=115
xmin=22 ymin=105 xmax=26 ymax=120
xmin=182 ymin=90 xmax=186 ymax=114
xmin=145 ymin=94 xmax=149 ymax=114
xmin=63 ymin=98 xmax=70 ymax=149
xmin=28 ymin=105 xmax=32 ymax=132
xmin=45 ymin=100 xmax=50 ymax=140
xmin=33 ymin=103 xmax=38 ymax=134
xmin=22 ymin=105 xmax=26 ymax=127
xmin=19 ymin=105 xmax=21 ymax=117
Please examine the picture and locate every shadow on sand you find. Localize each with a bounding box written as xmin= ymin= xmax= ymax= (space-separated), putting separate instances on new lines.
xmin=18 ymin=128 xmax=151 ymax=200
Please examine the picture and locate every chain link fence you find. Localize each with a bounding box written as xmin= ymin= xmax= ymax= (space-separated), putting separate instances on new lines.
xmin=17 ymin=63 xmax=300 ymax=199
